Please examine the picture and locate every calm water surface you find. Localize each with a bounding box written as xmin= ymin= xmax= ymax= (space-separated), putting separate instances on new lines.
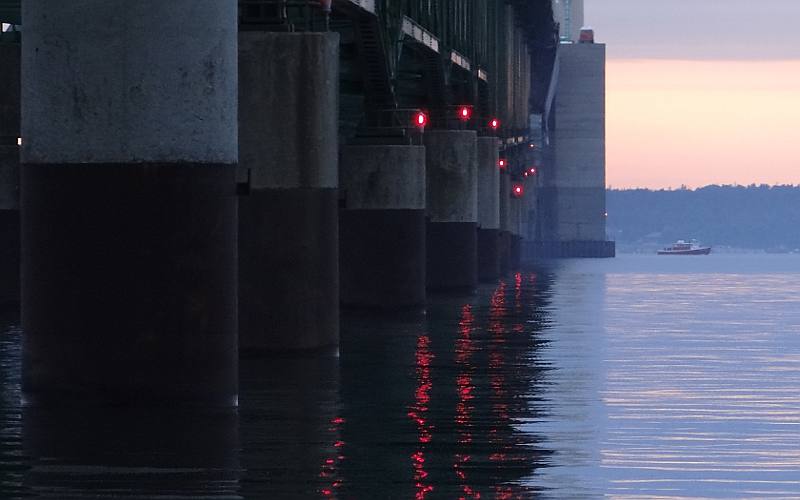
xmin=1 ymin=254 xmax=799 ymax=498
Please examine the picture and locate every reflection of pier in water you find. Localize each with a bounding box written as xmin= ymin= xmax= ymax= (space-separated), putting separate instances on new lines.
xmin=335 ymin=271 xmax=557 ymax=497
xmin=0 ymin=271 xmax=558 ymax=497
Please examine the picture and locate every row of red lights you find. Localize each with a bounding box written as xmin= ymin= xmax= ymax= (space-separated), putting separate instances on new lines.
xmin=412 ymin=109 xmax=523 ymax=200
xmin=414 ymin=108 xmax=500 ymax=130
xmin=498 ymin=159 xmax=538 ymax=177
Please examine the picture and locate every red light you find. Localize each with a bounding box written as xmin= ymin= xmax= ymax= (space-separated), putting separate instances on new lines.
xmin=415 ymin=111 xmax=428 ymax=129
xmin=512 ymin=184 xmax=524 ymax=197
xmin=489 ymin=118 xmax=500 ymax=130
xmin=498 ymin=159 xmax=506 ymax=169
xmin=458 ymin=106 xmax=472 ymax=122
xmin=523 ymin=171 xmax=528 ymax=177
xmin=528 ymin=167 xmax=536 ymax=175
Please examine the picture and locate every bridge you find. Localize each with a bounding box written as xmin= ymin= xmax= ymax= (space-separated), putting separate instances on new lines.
xmin=0 ymin=0 xmax=612 ymax=406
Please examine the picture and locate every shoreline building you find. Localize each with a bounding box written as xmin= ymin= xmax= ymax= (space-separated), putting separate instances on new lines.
xmin=553 ymin=0 xmax=585 ymax=43
xmin=526 ymin=0 xmax=614 ymax=259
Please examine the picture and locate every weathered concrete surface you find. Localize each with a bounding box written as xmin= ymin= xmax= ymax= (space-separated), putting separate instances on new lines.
xmin=523 ymin=240 xmax=615 ymax=260
xmin=239 ymin=32 xmax=339 ymax=189
xmin=477 ymin=137 xmax=500 ymax=281
xmin=0 ymin=145 xmax=17 ymax=211
xmin=426 ymin=221 xmax=477 ymax=290
xmin=509 ymin=195 xmax=522 ymax=268
xmin=424 ymin=130 xmax=478 ymax=223
xmin=498 ymin=172 xmax=511 ymax=274
xmin=543 ymin=42 xmax=607 ymax=243
xmin=521 ymin=174 xmax=538 ymax=241
xmin=0 ymin=42 xmax=20 ymax=306
xmin=0 ymin=43 xmax=20 ymax=146
xmin=477 ymin=137 xmax=500 ymax=229
xmin=499 ymin=172 xmax=511 ymax=233
xmin=22 ymin=164 xmax=239 ymax=406
xmin=424 ymin=131 xmax=478 ymax=289
xmin=238 ymin=32 xmax=339 ymax=351
xmin=341 ymin=209 xmax=426 ymax=308
xmin=22 ymin=0 xmax=238 ymax=165
xmin=21 ymin=1 xmax=239 ymax=406
xmin=539 ymin=186 xmax=606 ymax=240
xmin=340 ymin=145 xmax=425 ymax=210
xmin=239 ymin=188 xmax=339 ymax=352
xmin=509 ymin=183 xmax=521 ymax=237
xmin=340 ymin=145 xmax=426 ymax=308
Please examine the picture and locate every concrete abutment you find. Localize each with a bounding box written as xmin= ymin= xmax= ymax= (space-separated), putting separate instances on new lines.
xmin=476 ymin=137 xmax=500 ymax=282
xmin=340 ymin=145 xmax=426 ymax=309
xmin=20 ymin=0 xmax=239 ymax=407
xmin=238 ymin=31 xmax=340 ymax=353
xmin=424 ymin=130 xmax=478 ymax=291
xmin=498 ymin=171 xmax=512 ymax=275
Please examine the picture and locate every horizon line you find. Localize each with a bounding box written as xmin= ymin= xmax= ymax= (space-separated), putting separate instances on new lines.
xmin=606 ymin=56 xmax=800 ymax=63
xmin=607 ymin=183 xmax=800 ymax=191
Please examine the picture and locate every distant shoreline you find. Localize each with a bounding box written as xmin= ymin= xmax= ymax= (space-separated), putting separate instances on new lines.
xmin=606 ymin=185 xmax=800 ymax=251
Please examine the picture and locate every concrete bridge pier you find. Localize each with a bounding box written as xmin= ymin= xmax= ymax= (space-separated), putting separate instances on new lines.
xmin=509 ymin=186 xmax=523 ymax=270
xmin=238 ymin=32 xmax=340 ymax=352
xmin=498 ymin=171 xmax=512 ymax=275
xmin=477 ymin=137 xmax=500 ymax=282
xmin=21 ymin=0 xmax=239 ymax=406
xmin=340 ymin=145 xmax=426 ymax=309
xmin=424 ymin=130 xmax=478 ymax=290
xmin=0 ymin=41 xmax=19 ymax=307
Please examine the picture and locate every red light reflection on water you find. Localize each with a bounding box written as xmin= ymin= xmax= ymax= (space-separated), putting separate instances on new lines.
xmin=318 ymin=416 xmax=346 ymax=497
xmin=408 ymin=335 xmax=435 ymax=499
xmin=488 ymin=280 xmax=513 ymax=485
xmin=453 ymin=304 xmax=481 ymax=498
xmin=489 ymin=281 xmax=507 ymax=337
xmin=512 ymin=272 xmax=526 ymax=333
xmin=494 ymin=486 xmax=517 ymax=499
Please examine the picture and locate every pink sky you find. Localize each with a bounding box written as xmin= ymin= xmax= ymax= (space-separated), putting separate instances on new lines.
xmin=606 ymin=59 xmax=800 ymax=189
xmin=585 ymin=0 xmax=800 ymax=188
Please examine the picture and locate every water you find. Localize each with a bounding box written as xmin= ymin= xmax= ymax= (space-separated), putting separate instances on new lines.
xmin=1 ymin=254 xmax=799 ymax=498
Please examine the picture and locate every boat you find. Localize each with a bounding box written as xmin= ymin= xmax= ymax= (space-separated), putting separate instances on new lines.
xmin=657 ymin=240 xmax=711 ymax=255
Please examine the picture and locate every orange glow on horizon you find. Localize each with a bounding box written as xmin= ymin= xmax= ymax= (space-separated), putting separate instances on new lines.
xmin=607 ymin=59 xmax=800 ymax=189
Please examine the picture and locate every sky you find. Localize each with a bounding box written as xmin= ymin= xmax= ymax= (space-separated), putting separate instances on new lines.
xmin=585 ymin=0 xmax=800 ymax=189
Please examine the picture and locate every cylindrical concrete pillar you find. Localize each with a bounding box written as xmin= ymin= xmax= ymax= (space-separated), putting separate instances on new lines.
xmin=498 ymin=172 xmax=511 ymax=275
xmin=0 ymin=41 xmax=20 ymax=307
xmin=238 ymin=32 xmax=339 ymax=352
xmin=520 ymin=175 xmax=538 ymax=264
xmin=522 ymin=176 xmax=537 ymax=241
xmin=21 ymin=1 xmax=239 ymax=406
xmin=340 ymin=145 xmax=426 ymax=308
xmin=477 ymin=137 xmax=500 ymax=282
xmin=424 ymin=130 xmax=478 ymax=290
xmin=509 ymin=190 xmax=522 ymax=270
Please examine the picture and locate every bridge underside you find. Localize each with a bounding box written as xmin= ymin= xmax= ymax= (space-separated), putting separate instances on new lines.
xmin=0 ymin=0 xmax=611 ymax=407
